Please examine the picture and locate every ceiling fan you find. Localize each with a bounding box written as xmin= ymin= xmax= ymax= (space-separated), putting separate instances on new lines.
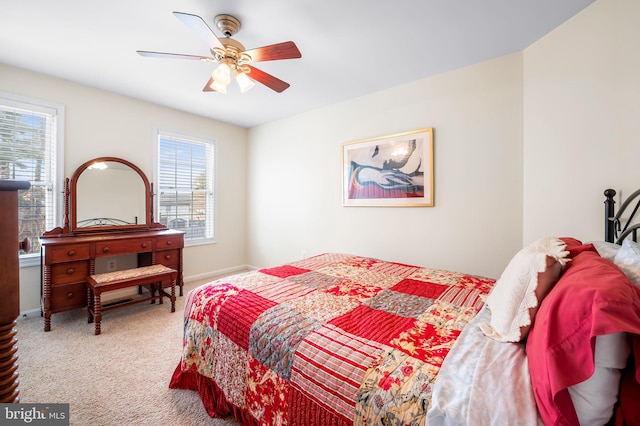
xmin=137 ymin=12 xmax=302 ymax=94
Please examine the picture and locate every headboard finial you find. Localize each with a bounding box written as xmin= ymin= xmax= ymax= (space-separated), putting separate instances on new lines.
xmin=604 ymin=188 xmax=617 ymax=199
xmin=604 ymin=188 xmax=616 ymax=243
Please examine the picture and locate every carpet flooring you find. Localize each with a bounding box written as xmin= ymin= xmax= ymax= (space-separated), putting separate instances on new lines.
xmin=15 ymin=277 xmax=242 ymax=425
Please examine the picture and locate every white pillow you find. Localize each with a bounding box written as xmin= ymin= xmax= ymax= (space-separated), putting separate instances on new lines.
xmin=568 ymin=332 xmax=631 ymax=426
xmin=480 ymin=237 xmax=570 ymax=342
xmin=590 ymin=240 xmax=621 ymax=261
xmin=613 ymin=239 xmax=640 ymax=286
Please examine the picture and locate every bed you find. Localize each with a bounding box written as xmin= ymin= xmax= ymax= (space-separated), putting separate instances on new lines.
xmin=169 ymin=189 xmax=640 ymax=425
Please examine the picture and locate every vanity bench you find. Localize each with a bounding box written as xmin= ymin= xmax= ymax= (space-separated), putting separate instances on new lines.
xmin=87 ymin=264 xmax=177 ymax=335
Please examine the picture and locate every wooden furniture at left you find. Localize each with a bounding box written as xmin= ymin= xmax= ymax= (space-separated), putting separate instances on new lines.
xmin=39 ymin=156 xmax=185 ymax=332
xmin=0 ymin=179 xmax=31 ymax=403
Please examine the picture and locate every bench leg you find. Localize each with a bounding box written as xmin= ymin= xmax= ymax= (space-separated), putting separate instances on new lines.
xmin=170 ymin=278 xmax=176 ymax=313
xmin=87 ymin=286 xmax=94 ymax=324
xmin=149 ymin=283 xmax=157 ymax=304
xmin=94 ymin=290 xmax=102 ymax=335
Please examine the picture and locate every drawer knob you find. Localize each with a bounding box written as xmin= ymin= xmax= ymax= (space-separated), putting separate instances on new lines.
xmin=67 ymin=250 xmax=76 ymax=256
xmin=164 ymin=254 xmax=171 ymax=260
xmin=66 ymin=268 xmax=75 ymax=274
xmin=166 ymin=241 xmax=173 ymax=246
xmin=19 ymin=236 xmax=31 ymax=253
xmin=141 ymin=243 xmax=148 ymax=248
xmin=102 ymin=247 xmax=110 ymax=253
xmin=66 ymin=292 xmax=74 ymax=299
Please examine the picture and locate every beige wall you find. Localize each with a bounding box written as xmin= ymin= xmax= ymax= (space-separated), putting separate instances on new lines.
xmin=0 ymin=64 xmax=248 ymax=313
xmin=247 ymin=0 xmax=638 ymax=278
xmin=247 ymin=53 xmax=524 ymax=279
xmin=522 ymin=0 xmax=640 ymax=243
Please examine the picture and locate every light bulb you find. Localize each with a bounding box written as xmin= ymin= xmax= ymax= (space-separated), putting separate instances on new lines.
xmin=212 ymin=63 xmax=231 ymax=86
xmin=88 ymin=162 xmax=108 ymax=170
xmin=235 ymin=72 xmax=255 ymax=93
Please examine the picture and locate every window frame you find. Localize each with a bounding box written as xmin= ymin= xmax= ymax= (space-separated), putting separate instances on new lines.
xmin=154 ymin=128 xmax=217 ymax=246
xmin=0 ymin=92 xmax=65 ymax=268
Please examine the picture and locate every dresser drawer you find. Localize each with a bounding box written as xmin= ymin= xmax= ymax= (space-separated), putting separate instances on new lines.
xmin=156 ymin=249 xmax=181 ymax=269
xmin=51 ymin=282 xmax=87 ymax=312
xmin=156 ymin=236 xmax=184 ymax=250
xmin=51 ymin=261 xmax=89 ymax=285
xmin=95 ymin=239 xmax=153 ymax=257
xmin=50 ymin=245 xmax=91 ymax=262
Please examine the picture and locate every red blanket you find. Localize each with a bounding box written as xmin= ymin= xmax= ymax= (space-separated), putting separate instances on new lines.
xmin=170 ymin=253 xmax=494 ymax=425
xmin=526 ymin=243 xmax=640 ymax=425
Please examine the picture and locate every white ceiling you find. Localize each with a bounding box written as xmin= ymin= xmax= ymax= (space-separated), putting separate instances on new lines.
xmin=0 ymin=0 xmax=595 ymax=128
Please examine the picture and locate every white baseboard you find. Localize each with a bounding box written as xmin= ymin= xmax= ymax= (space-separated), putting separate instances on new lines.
xmin=184 ymin=264 xmax=256 ymax=283
xmin=20 ymin=309 xmax=42 ymax=320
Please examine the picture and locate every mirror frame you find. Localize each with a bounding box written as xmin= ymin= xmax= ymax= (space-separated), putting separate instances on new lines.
xmin=69 ymin=156 xmax=153 ymax=234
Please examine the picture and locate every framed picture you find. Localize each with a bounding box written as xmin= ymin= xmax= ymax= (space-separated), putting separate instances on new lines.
xmin=342 ymin=128 xmax=433 ymax=207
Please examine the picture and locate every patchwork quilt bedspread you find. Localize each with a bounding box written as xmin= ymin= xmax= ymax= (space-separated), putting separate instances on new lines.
xmin=170 ymin=253 xmax=495 ymax=425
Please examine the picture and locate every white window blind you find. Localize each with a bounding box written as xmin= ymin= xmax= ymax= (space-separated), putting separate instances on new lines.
xmin=0 ymin=95 xmax=62 ymax=260
xmin=157 ymin=131 xmax=215 ymax=242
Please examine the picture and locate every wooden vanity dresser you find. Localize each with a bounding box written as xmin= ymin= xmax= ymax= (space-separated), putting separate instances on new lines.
xmin=40 ymin=228 xmax=183 ymax=331
xmin=40 ymin=157 xmax=184 ymax=331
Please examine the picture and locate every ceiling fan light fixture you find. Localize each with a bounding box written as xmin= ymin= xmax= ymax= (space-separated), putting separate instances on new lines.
xmin=236 ymin=71 xmax=255 ymax=93
xmin=139 ymin=12 xmax=302 ymax=94
xmin=210 ymin=62 xmax=232 ymax=93
xmin=212 ymin=62 xmax=232 ymax=86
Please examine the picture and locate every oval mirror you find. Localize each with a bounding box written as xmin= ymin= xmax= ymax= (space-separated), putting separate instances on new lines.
xmin=70 ymin=157 xmax=152 ymax=233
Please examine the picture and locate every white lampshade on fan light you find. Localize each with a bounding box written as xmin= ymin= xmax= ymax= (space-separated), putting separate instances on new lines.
xmin=235 ymin=71 xmax=255 ymax=93
xmin=210 ymin=63 xmax=231 ymax=93
xmin=209 ymin=62 xmax=256 ymax=94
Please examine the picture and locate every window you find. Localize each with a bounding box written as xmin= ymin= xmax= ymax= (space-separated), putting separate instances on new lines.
xmin=0 ymin=93 xmax=63 ymax=264
xmin=157 ymin=130 xmax=215 ymax=243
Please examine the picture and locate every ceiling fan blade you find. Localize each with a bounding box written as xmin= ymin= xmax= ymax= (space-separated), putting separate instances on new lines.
xmin=137 ymin=51 xmax=211 ymax=61
xmin=243 ymin=41 xmax=302 ymax=62
xmin=245 ymin=65 xmax=290 ymax=93
xmin=203 ymin=77 xmax=216 ymax=92
xmin=173 ymin=11 xmax=224 ymax=51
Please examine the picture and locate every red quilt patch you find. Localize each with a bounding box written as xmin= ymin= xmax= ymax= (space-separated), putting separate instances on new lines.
xmin=329 ymin=304 xmax=415 ymax=345
xmin=260 ymin=265 xmax=312 ymax=278
xmin=390 ymin=278 xmax=448 ymax=298
xmin=217 ymin=289 xmax=278 ymax=350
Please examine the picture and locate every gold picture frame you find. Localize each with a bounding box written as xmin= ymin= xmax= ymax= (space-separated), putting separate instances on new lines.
xmin=342 ymin=128 xmax=434 ymax=206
